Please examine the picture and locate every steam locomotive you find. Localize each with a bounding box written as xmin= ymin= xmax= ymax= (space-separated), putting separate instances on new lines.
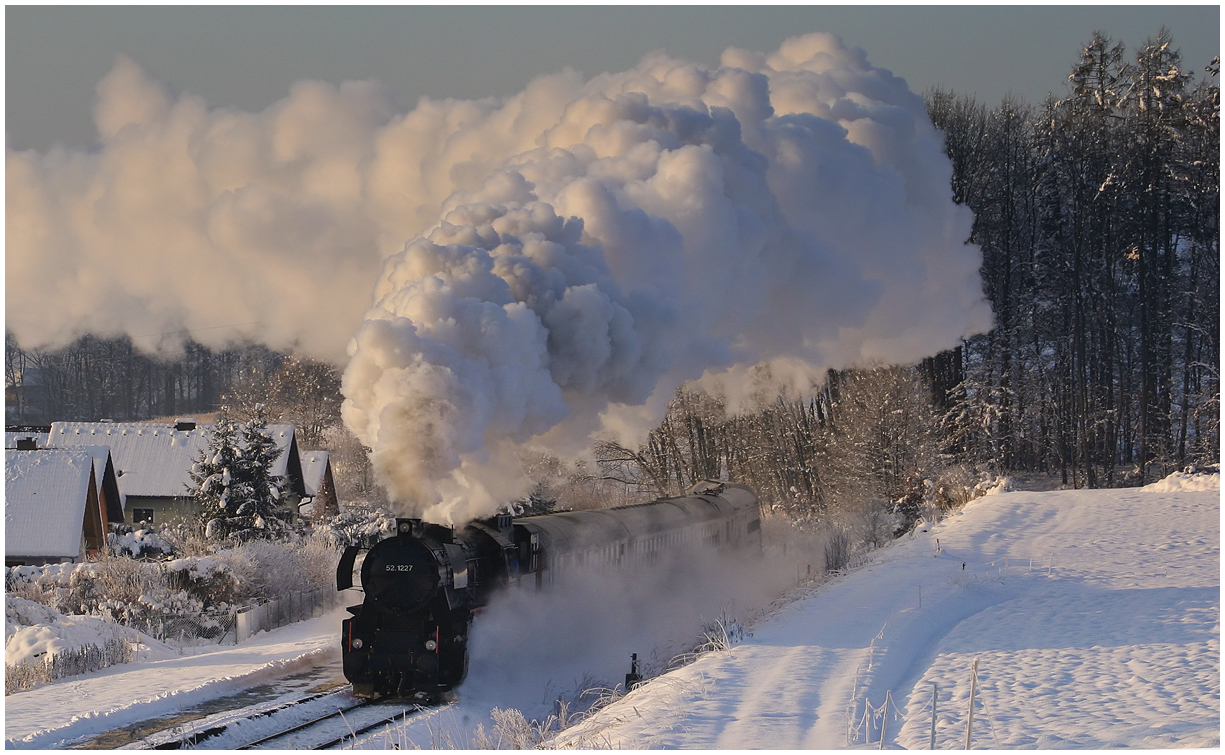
xmin=336 ymin=481 xmax=760 ymax=700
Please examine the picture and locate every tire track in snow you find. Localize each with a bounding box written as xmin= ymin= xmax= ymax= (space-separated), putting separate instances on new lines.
xmin=708 ymin=644 xmax=847 ymax=748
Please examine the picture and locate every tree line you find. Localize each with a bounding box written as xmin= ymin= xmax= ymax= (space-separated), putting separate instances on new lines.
xmin=4 ymin=331 xmax=282 ymax=426
xmin=927 ymin=29 xmax=1218 ymax=487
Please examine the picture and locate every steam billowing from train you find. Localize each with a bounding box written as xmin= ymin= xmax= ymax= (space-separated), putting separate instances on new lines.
xmin=6 ymin=34 xmax=992 ymax=523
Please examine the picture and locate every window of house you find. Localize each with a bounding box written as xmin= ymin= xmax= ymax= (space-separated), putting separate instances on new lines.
xmin=132 ymin=508 xmax=154 ymax=524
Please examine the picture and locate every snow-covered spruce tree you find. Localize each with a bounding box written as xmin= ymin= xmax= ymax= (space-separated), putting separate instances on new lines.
xmin=190 ymin=406 xmax=291 ymax=543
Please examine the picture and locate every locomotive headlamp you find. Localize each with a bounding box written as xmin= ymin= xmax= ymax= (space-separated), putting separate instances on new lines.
xmin=352 ymin=638 xmax=364 ymax=649
xmin=425 ymin=639 xmax=438 ymax=651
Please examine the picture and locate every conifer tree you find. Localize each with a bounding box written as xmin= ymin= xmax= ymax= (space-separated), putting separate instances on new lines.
xmin=191 ymin=405 xmax=291 ymax=542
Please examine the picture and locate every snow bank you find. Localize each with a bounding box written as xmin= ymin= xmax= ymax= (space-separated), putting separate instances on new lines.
xmin=5 ymin=595 xmax=178 ymax=698
xmin=1141 ymin=467 xmax=1221 ymax=493
xmin=5 ymin=597 xmax=60 ymax=645
xmin=5 ymin=596 xmax=173 ymax=669
xmin=6 ymin=612 xmax=125 ymax=669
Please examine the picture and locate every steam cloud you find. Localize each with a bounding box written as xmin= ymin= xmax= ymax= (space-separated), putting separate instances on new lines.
xmin=462 ymin=542 xmax=802 ymax=716
xmin=6 ymin=34 xmax=992 ymax=522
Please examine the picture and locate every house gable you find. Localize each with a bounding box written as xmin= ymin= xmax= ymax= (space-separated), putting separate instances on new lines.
xmin=299 ymin=451 xmax=338 ymax=518
xmin=4 ymin=449 xmax=99 ymax=563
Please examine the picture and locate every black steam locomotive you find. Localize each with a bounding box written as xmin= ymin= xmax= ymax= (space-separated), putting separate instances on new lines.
xmin=336 ymin=481 xmax=760 ymax=700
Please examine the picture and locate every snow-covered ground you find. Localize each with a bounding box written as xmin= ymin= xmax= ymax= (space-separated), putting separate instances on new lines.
xmin=5 ymin=604 xmax=347 ymax=749
xmin=5 ymin=474 xmax=1219 ymax=749
xmin=555 ymin=479 xmax=1220 ymax=749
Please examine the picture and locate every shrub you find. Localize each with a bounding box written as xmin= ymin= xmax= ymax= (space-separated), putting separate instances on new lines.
xmin=6 ymin=536 xmax=340 ymax=642
xmin=823 ymin=526 xmax=851 ymax=573
xmin=108 ymin=525 xmax=175 ymax=559
xmin=208 ymin=537 xmax=342 ymax=603
xmin=164 ymin=557 xmax=242 ymax=607
xmin=309 ymin=503 xmax=396 ymax=548
xmin=695 ymin=611 xmax=748 ymax=653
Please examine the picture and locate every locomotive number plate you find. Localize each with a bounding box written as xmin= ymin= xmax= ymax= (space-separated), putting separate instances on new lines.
xmin=385 ymin=564 xmax=414 ymax=571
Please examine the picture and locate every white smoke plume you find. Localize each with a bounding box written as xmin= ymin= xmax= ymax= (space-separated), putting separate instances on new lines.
xmin=6 ymin=34 xmax=992 ymax=521
xmin=341 ymin=34 xmax=992 ymax=521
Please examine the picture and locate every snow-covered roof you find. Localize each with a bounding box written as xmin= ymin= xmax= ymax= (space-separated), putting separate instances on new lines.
xmin=299 ymin=451 xmax=330 ymax=496
xmin=47 ymin=422 xmax=297 ymax=502
xmin=5 ymin=432 xmax=49 ymax=449
xmin=5 ymin=449 xmax=94 ymax=558
xmin=71 ymin=445 xmax=114 ymax=473
xmin=261 ymin=426 xmax=297 ymax=479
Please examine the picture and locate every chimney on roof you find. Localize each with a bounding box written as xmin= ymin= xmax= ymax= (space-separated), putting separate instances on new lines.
xmin=16 ymin=438 xmax=38 ymax=450
xmin=175 ymin=418 xmax=198 ymax=431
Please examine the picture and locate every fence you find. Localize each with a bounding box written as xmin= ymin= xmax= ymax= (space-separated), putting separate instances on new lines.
xmin=139 ymin=609 xmax=238 ymax=646
xmin=235 ymin=587 xmax=338 ymax=643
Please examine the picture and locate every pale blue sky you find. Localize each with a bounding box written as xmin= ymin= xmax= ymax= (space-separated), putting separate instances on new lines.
xmin=6 ymin=5 xmax=1220 ymax=152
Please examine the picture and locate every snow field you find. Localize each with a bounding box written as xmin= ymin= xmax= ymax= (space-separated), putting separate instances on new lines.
xmin=555 ymin=484 xmax=1220 ymax=749
xmin=894 ymin=487 xmax=1220 ymax=749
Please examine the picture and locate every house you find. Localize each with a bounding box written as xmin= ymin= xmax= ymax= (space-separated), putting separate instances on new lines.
xmin=5 ymin=448 xmax=117 ymax=566
xmin=5 ymin=431 xmax=122 ymax=528
xmin=298 ymin=451 xmax=339 ymax=519
xmin=47 ymin=419 xmax=307 ymax=526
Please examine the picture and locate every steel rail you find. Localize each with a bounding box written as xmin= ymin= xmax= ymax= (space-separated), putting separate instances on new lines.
xmin=151 ymin=689 xmax=350 ymax=750
xmin=235 ymin=699 xmax=375 ymax=750
xmin=311 ymin=705 xmax=422 ymax=750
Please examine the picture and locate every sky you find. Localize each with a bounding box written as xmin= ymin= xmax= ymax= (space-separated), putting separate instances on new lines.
xmin=6 ymin=5 xmax=1220 ymax=152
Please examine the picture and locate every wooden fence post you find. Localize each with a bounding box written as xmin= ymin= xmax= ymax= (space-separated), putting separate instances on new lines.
xmin=931 ymin=682 xmax=938 ymax=749
xmin=879 ymin=690 xmax=894 ymax=749
xmin=965 ymin=659 xmax=978 ymax=749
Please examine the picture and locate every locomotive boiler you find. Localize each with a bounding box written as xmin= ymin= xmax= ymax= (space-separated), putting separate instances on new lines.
xmin=336 ymin=480 xmax=760 ymax=701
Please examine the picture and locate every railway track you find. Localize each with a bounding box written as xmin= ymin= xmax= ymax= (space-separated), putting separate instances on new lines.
xmin=239 ymin=699 xmax=421 ymax=750
xmin=149 ymin=689 xmax=422 ymax=750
